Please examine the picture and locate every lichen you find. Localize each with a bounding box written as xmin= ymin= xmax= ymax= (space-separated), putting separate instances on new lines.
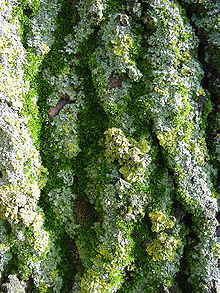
xmin=146 ymin=232 xmax=182 ymax=261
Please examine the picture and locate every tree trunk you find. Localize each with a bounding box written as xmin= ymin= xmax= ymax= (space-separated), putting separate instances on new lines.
xmin=0 ymin=0 xmax=219 ymax=292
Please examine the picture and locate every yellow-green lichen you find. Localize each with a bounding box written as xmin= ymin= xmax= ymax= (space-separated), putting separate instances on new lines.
xmin=104 ymin=128 xmax=150 ymax=182
xmin=146 ymin=232 xmax=181 ymax=261
xmin=149 ymin=211 xmax=175 ymax=233
xmin=112 ymin=34 xmax=133 ymax=62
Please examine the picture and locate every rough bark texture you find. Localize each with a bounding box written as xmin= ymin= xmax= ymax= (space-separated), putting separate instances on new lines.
xmin=0 ymin=0 xmax=219 ymax=292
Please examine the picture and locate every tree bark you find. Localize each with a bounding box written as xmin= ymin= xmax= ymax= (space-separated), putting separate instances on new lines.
xmin=0 ymin=0 xmax=219 ymax=292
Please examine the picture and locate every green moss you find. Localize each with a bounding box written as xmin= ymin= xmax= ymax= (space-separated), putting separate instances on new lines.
xmin=106 ymin=0 xmax=126 ymax=14
xmin=21 ymin=91 xmax=42 ymax=149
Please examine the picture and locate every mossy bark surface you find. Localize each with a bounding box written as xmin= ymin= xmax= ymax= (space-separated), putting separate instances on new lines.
xmin=0 ymin=0 xmax=219 ymax=292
